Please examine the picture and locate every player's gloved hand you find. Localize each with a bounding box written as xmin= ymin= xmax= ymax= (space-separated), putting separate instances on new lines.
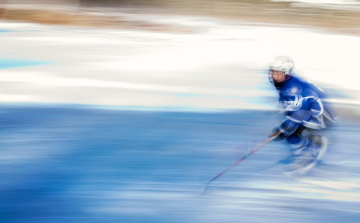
xmin=270 ymin=119 xmax=300 ymax=141
xmin=269 ymin=127 xmax=284 ymax=141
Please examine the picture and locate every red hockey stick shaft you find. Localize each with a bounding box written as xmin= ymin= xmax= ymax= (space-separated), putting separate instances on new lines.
xmin=201 ymin=131 xmax=280 ymax=194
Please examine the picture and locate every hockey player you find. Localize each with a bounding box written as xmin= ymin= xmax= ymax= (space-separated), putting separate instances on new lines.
xmin=268 ymin=56 xmax=336 ymax=174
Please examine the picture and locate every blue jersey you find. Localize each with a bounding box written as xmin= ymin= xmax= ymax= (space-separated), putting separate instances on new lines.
xmin=275 ymin=75 xmax=335 ymax=129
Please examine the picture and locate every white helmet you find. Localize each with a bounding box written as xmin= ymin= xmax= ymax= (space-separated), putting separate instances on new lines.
xmin=269 ymin=56 xmax=295 ymax=75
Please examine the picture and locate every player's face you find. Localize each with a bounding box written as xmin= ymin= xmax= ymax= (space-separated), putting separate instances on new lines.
xmin=271 ymin=70 xmax=286 ymax=83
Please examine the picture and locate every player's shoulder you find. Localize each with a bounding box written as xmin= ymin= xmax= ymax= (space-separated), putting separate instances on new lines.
xmin=281 ymin=75 xmax=309 ymax=94
xmin=288 ymin=75 xmax=310 ymax=87
xmin=289 ymin=75 xmax=325 ymax=97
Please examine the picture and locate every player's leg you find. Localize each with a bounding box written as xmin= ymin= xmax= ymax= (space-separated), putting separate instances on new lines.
xmin=304 ymin=129 xmax=329 ymax=161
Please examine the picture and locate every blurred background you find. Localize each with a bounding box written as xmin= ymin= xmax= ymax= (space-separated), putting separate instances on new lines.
xmin=0 ymin=0 xmax=360 ymax=223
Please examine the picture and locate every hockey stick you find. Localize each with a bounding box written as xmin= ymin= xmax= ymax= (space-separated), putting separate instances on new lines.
xmin=200 ymin=131 xmax=280 ymax=195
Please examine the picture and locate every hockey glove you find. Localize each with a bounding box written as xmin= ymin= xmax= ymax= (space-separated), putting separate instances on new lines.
xmin=272 ymin=119 xmax=300 ymax=141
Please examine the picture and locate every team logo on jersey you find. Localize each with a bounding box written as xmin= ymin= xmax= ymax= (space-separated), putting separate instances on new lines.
xmin=283 ymin=85 xmax=303 ymax=111
xmin=284 ymin=85 xmax=302 ymax=96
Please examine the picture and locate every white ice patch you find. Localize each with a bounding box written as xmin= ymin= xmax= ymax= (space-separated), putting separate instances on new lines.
xmin=0 ymin=16 xmax=359 ymax=110
xmin=0 ymin=94 xmax=38 ymax=102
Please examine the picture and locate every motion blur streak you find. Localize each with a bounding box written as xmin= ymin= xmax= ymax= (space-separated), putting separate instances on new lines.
xmin=0 ymin=1 xmax=360 ymax=223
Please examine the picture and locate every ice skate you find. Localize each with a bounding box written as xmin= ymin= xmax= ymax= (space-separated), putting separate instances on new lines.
xmin=284 ymin=148 xmax=316 ymax=176
xmin=285 ymin=136 xmax=329 ymax=176
xmin=311 ymin=135 xmax=329 ymax=161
